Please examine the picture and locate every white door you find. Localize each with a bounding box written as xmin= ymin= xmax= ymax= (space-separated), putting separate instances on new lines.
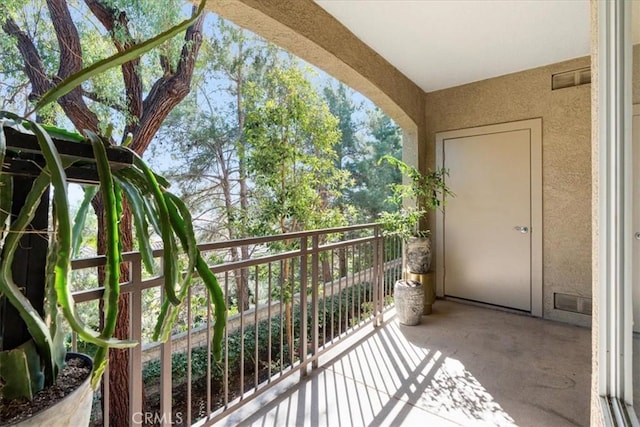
xmin=436 ymin=119 xmax=542 ymax=315
xmin=633 ymin=106 xmax=640 ymax=333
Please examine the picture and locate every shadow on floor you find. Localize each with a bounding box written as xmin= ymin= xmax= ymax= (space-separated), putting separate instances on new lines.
xmin=223 ymin=300 xmax=591 ymax=427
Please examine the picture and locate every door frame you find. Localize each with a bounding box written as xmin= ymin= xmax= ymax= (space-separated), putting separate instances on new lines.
xmin=633 ymin=104 xmax=639 ymax=333
xmin=435 ymin=118 xmax=543 ymax=317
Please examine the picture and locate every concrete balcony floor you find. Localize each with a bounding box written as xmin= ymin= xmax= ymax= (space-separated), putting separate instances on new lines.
xmin=217 ymin=300 xmax=591 ymax=427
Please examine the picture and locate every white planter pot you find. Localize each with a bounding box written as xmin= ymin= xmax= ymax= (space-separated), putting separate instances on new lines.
xmin=405 ymin=236 xmax=431 ymax=274
xmin=13 ymin=353 xmax=93 ymax=427
xmin=394 ymin=279 xmax=424 ymax=325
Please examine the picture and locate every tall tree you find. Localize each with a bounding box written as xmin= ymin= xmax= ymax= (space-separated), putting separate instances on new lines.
xmin=323 ymin=82 xmax=361 ymax=277
xmin=322 ymin=83 xmax=402 ymax=222
xmin=323 ymin=82 xmax=359 ymax=172
xmin=1 ymin=1 xmax=205 ymax=424
xmin=244 ymin=65 xmax=348 ymax=352
xmin=347 ymin=108 xmax=403 ymax=222
xmin=244 ymin=66 xmax=348 ymax=235
xmin=155 ymin=18 xmax=280 ymax=310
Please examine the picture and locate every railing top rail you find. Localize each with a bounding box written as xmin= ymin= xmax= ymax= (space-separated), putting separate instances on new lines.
xmin=192 ymin=222 xmax=378 ymax=251
xmin=70 ymin=223 xmax=380 ymax=269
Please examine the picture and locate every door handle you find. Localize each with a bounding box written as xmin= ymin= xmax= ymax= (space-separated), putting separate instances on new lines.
xmin=514 ymin=226 xmax=529 ymax=234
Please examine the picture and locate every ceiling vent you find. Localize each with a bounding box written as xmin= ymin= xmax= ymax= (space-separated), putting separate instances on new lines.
xmin=551 ymin=67 xmax=591 ymax=90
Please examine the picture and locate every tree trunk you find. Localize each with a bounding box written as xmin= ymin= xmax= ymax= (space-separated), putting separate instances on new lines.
xmin=322 ymin=258 xmax=333 ymax=283
xmin=95 ymin=197 xmax=133 ymax=427
xmin=338 ymin=247 xmax=348 ymax=278
xmin=4 ymin=3 xmax=204 ymax=424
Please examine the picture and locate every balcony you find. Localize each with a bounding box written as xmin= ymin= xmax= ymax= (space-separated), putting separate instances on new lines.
xmin=69 ymin=224 xmax=590 ymax=426
xmin=217 ymin=300 xmax=591 ymax=427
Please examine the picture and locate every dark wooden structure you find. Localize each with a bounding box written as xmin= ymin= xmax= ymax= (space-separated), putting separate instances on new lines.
xmin=0 ymin=125 xmax=133 ymax=351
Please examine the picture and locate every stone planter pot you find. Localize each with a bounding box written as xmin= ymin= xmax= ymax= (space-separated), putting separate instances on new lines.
xmin=394 ymin=279 xmax=424 ymax=325
xmin=405 ymin=236 xmax=431 ymax=274
xmin=12 ymin=353 xmax=94 ymax=426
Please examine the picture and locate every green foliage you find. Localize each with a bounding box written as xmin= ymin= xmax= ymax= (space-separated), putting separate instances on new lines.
xmin=0 ymin=340 xmax=44 ymax=400
xmin=378 ymin=208 xmax=425 ymax=241
xmin=244 ymin=65 xmax=349 ymax=235
xmin=142 ymin=281 xmax=376 ymax=388
xmin=152 ymin=17 xmax=285 ymax=248
xmin=322 ymin=84 xmax=404 ymax=223
xmin=0 ymin=115 xmax=226 ymax=397
xmin=349 ymin=109 xmax=403 ymax=221
xmin=0 ymin=2 xmax=59 ymax=114
xmin=377 ymin=155 xmax=454 ymax=239
xmin=0 ymin=0 xmax=217 ymax=413
xmin=33 ymin=0 xmax=207 ymax=112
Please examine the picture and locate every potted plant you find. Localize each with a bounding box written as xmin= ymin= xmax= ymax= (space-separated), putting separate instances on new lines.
xmin=378 ymin=155 xmax=453 ymax=322
xmin=378 ymin=154 xmax=453 ymax=272
xmin=0 ymin=114 xmax=226 ymax=426
xmin=0 ymin=1 xmax=225 ymax=424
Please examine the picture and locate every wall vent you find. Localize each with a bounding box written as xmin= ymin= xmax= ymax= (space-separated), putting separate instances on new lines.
xmin=554 ymin=292 xmax=592 ymax=315
xmin=551 ymin=67 xmax=591 ymax=90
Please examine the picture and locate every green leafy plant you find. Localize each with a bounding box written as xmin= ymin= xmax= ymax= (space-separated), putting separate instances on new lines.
xmin=377 ymin=155 xmax=453 ymax=240
xmin=0 ymin=0 xmax=225 ymax=408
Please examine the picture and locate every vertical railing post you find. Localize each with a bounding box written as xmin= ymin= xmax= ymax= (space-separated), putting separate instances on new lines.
xmin=311 ymin=234 xmax=319 ymax=369
xmin=160 ymin=279 xmax=172 ymax=425
xmin=186 ymin=287 xmax=193 ymax=426
xmin=299 ymin=236 xmax=308 ymax=377
xmin=129 ymin=254 xmax=143 ymax=425
xmin=373 ymin=225 xmax=383 ymax=326
xmin=159 ymin=342 xmax=172 ymax=426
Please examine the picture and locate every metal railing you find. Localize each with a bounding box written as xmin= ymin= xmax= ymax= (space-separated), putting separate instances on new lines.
xmin=69 ymin=223 xmax=402 ymax=426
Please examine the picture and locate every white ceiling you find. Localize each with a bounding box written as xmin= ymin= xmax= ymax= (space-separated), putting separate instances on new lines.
xmin=315 ymin=0 xmax=592 ymax=92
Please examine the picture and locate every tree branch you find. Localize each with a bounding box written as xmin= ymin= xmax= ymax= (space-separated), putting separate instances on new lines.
xmin=82 ymin=90 xmax=127 ymax=113
xmin=39 ymin=0 xmax=100 ymax=133
xmin=1 ymin=16 xmax=53 ymax=99
xmin=131 ymin=10 xmax=206 ymax=154
xmin=46 ymin=0 xmax=82 ymax=79
xmin=84 ymin=0 xmax=143 ymax=126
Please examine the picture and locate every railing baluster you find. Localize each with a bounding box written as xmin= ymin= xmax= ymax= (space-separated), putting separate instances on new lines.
xmin=254 ymin=265 xmax=259 ymax=389
xmin=311 ymin=235 xmax=319 ymax=369
xmin=130 ymin=254 xmax=143 ymax=425
xmin=299 ymin=237 xmax=308 ymax=377
xmin=68 ymin=223 xmax=397 ymax=426
xmin=224 ymin=271 xmax=230 ymax=405
xmin=223 ymin=271 xmax=234 ymax=407
xmin=330 ymin=249 xmax=335 ymax=345
xmin=358 ymin=241 xmax=363 ymax=325
xmin=350 ymin=244 xmax=355 ymax=330
xmin=160 ymin=318 xmax=172 ymax=425
xmin=267 ymin=262 xmax=273 ymax=382
xmin=321 ymin=250 xmax=327 ymax=350
xmin=279 ymin=259 xmax=284 ymax=375
xmin=206 ymin=285 xmax=212 ymax=418
xmin=373 ymin=225 xmax=381 ymax=326
xmin=186 ymin=286 xmax=193 ymax=425
xmin=338 ymin=246 xmax=343 ymax=337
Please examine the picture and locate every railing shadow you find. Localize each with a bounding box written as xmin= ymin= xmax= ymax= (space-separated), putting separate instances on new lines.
xmin=230 ymin=311 xmax=517 ymax=427
xmin=226 ymin=300 xmax=591 ymax=427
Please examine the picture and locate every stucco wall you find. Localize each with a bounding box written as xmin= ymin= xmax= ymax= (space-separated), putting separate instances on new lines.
xmin=424 ymin=57 xmax=592 ymax=326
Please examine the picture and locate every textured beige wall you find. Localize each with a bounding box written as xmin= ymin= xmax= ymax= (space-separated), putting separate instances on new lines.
xmin=425 ymin=57 xmax=592 ymax=326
